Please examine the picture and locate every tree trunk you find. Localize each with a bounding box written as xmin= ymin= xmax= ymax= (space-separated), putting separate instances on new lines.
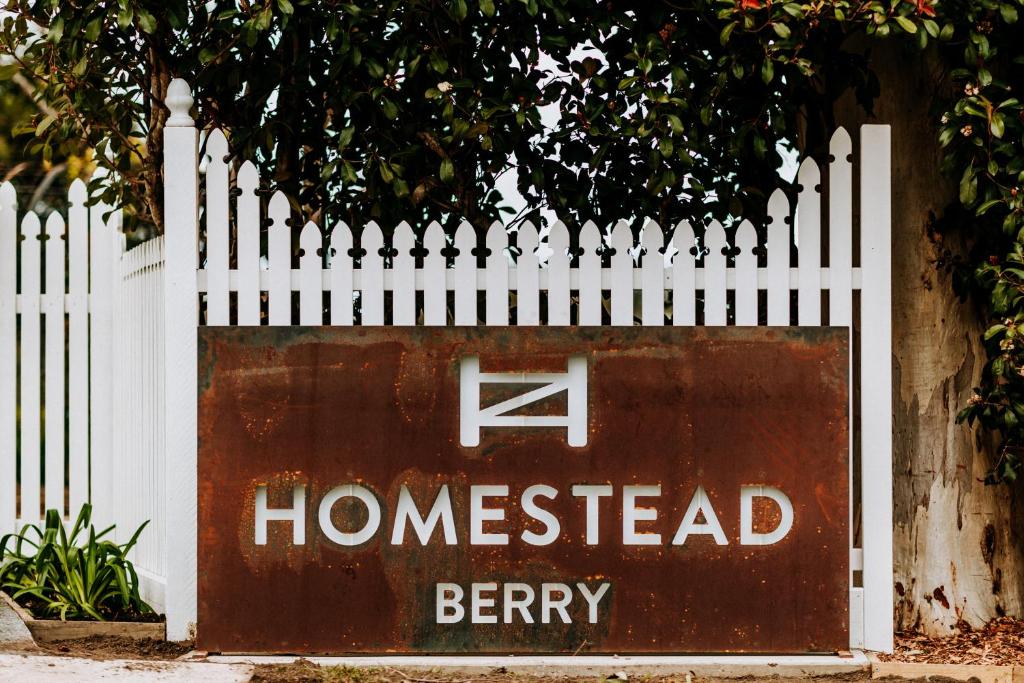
xmin=835 ymin=41 xmax=1024 ymax=636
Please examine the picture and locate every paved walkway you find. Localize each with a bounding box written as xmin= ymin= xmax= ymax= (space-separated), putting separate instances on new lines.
xmin=0 ymin=653 xmax=253 ymax=681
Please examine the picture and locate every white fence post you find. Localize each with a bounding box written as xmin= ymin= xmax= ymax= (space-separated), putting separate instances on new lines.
xmin=860 ymin=124 xmax=894 ymax=653
xmin=163 ymin=78 xmax=199 ymax=641
xmin=0 ymin=183 xmax=16 ymax=535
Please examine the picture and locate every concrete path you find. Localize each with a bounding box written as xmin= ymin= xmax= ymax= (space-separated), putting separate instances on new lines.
xmin=0 ymin=654 xmax=253 ymax=681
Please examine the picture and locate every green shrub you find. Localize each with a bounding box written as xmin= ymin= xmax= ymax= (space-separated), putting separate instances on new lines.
xmin=0 ymin=504 xmax=154 ymax=621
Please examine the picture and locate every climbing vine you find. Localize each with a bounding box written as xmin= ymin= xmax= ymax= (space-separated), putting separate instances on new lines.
xmin=3 ymin=0 xmax=1024 ymax=480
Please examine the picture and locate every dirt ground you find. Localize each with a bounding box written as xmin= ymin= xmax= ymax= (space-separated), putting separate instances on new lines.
xmin=39 ymin=635 xmax=194 ymax=660
xmin=248 ymin=663 xmax=872 ymax=683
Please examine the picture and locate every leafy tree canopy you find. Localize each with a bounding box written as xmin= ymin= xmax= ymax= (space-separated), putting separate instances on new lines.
xmin=4 ymin=0 xmax=1024 ymax=481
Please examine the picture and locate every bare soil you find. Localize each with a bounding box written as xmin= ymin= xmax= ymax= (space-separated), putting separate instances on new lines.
xmin=878 ymin=617 xmax=1024 ymax=665
xmin=248 ymin=663 xmax=871 ymax=683
xmin=38 ymin=635 xmax=193 ymax=660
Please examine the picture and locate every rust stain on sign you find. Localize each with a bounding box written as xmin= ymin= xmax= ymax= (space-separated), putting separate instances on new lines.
xmin=197 ymin=326 xmax=849 ymax=654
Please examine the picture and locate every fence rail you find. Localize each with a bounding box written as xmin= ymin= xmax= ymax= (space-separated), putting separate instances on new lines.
xmin=0 ymin=77 xmax=894 ymax=653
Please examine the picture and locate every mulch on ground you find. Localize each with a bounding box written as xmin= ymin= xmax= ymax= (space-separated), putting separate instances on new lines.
xmin=39 ymin=634 xmax=194 ymax=660
xmin=878 ymin=617 xmax=1024 ymax=665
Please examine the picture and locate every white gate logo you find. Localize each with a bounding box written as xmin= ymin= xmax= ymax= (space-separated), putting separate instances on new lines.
xmin=459 ymin=355 xmax=588 ymax=447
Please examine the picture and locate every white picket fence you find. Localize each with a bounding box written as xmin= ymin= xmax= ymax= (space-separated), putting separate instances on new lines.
xmin=0 ymin=78 xmax=893 ymax=653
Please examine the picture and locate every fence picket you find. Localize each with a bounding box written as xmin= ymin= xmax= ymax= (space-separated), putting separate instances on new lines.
xmin=205 ymin=129 xmax=230 ymax=325
xmin=517 ymin=222 xmax=540 ymax=326
xmin=579 ymin=222 xmax=602 ymax=325
xmin=797 ymin=158 xmax=822 ymax=325
xmin=704 ymin=221 xmax=727 ymax=326
xmin=329 ymin=222 xmax=353 ymax=325
xmin=454 ymin=222 xmax=476 ymax=325
xmin=423 ymin=223 xmax=446 ymax=326
xmin=0 ymin=111 xmax=891 ymax=649
xmin=236 ymin=161 xmax=261 ymax=325
xmin=485 ymin=223 xmax=509 ymax=325
xmin=44 ymin=212 xmax=66 ymax=514
xmin=672 ymin=221 xmax=696 ymax=326
xmin=735 ymin=220 xmax=758 ymax=325
xmin=0 ymin=183 xmax=15 ymax=533
xmin=641 ymin=222 xmax=664 ymax=326
xmin=67 ymin=180 xmax=88 ymax=516
xmin=361 ymin=223 xmax=384 ymax=325
xmin=89 ymin=198 xmax=116 ymax=528
xmin=267 ymin=192 xmax=291 ymax=325
xmin=298 ymin=222 xmax=322 ymax=325
xmin=610 ymin=221 xmax=633 ymax=325
xmin=766 ymin=189 xmax=790 ymax=325
xmin=20 ymin=212 xmax=42 ymax=521
xmin=393 ymin=222 xmax=416 ymax=325
xmin=830 ymin=128 xmax=853 ymax=326
xmin=547 ymin=222 xmax=570 ymax=326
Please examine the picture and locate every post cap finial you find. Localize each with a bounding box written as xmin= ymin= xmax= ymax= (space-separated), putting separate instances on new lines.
xmin=166 ymin=78 xmax=194 ymax=127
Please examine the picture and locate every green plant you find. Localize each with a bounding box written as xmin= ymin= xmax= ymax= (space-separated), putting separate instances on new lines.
xmin=0 ymin=504 xmax=153 ymax=621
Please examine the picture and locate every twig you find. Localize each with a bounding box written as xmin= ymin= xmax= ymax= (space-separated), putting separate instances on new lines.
xmin=385 ymin=666 xmax=471 ymax=683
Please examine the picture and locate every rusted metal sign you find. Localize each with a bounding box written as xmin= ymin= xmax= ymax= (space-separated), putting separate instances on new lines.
xmin=197 ymin=326 xmax=849 ymax=654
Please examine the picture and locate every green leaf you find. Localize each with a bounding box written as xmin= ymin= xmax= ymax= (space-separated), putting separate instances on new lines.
xmin=977 ymin=198 xmax=1003 ymax=216
xmin=761 ymin=59 xmax=774 ymax=84
xmin=939 ymin=23 xmax=955 ymax=40
xmin=719 ymin=22 xmax=737 ymax=45
xmin=771 ymin=23 xmax=791 ymax=40
xmin=0 ymin=64 xmax=19 ymax=81
xmin=136 ymin=10 xmax=157 ymax=33
xmin=117 ymin=6 xmax=133 ymax=29
xmin=451 ymin=0 xmax=468 ymax=21
xmin=35 ymin=115 xmax=56 ymax=138
xmin=440 ymin=158 xmax=455 ymax=183
xmin=960 ymin=167 xmax=979 ymax=206
xmin=895 ymin=16 xmax=917 ymax=34
xmin=480 ymin=0 xmax=495 ymax=16
xmin=277 ymin=0 xmax=295 ymax=15
xmin=1001 ymin=4 xmax=1018 ymax=24
xmin=992 ymin=112 xmax=1006 ymax=138
xmin=659 ymin=138 xmax=673 ymax=157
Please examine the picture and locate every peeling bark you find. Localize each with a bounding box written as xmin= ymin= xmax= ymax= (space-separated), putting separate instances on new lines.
xmin=837 ymin=41 xmax=1024 ymax=635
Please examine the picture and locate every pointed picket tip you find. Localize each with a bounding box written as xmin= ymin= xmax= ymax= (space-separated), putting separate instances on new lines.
xmin=267 ymin=191 xmax=290 ymax=228
xmin=424 ymin=221 xmax=446 ymax=251
xmin=735 ymin=219 xmax=757 ymax=250
xmin=454 ymin=220 xmax=476 ymax=248
xmin=206 ymin=128 xmax=229 ymax=160
xmin=299 ymin=221 xmax=320 ymax=249
xmin=393 ymin=221 xmax=415 ymax=251
xmin=704 ymin=220 xmax=727 ymax=251
xmin=0 ymin=181 xmax=16 ymax=208
xmin=767 ymin=188 xmax=789 ymax=223
xmin=68 ymin=178 xmax=87 ymax=205
xmin=830 ymin=127 xmax=852 ymax=161
xmin=361 ymin=221 xmax=384 ymax=251
xmin=642 ymin=220 xmax=664 ymax=250
xmin=548 ymin=221 xmax=569 ymax=251
xmin=21 ymin=211 xmax=41 ymax=237
xmin=797 ymin=156 xmax=820 ymax=188
xmin=518 ymin=221 xmax=539 ymax=251
xmin=580 ymin=220 xmax=602 ymax=254
xmin=45 ymin=211 xmax=65 ymax=238
xmin=237 ymin=160 xmax=259 ymax=191
xmin=611 ymin=220 xmax=632 ymax=246
xmin=486 ymin=220 xmax=508 ymax=250
xmin=329 ymin=220 xmax=352 ymax=254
